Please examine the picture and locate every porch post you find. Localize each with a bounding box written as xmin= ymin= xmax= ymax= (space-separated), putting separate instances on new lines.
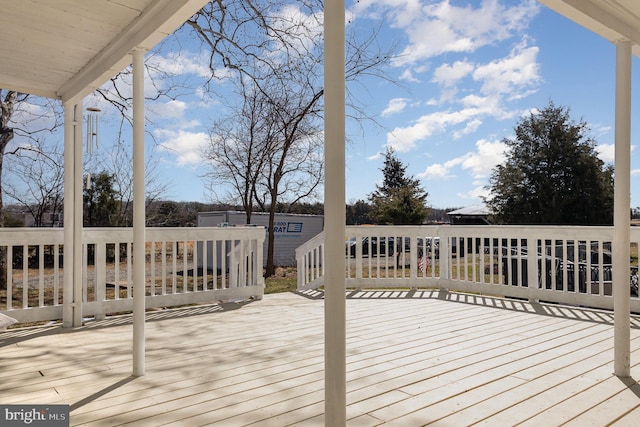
xmin=62 ymin=100 xmax=83 ymax=328
xmin=613 ymin=39 xmax=631 ymax=377
xmin=73 ymin=100 xmax=83 ymax=327
xmin=324 ymin=0 xmax=346 ymax=425
xmin=132 ymin=48 xmax=146 ymax=377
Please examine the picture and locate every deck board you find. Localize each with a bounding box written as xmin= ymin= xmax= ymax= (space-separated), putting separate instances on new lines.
xmin=2 ymin=291 xmax=640 ymax=426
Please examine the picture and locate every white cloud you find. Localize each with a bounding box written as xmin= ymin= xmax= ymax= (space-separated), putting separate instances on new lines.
xmin=418 ymin=162 xmax=456 ymax=179
xmin=596 ymin=144 xmax=615 ymax=163
xmin=459 ymin=94 xmax=489 ymax=109
xmin=148 ymin=99 xmax=187 ymax=119
xmin=473 ymin=44 xmax=541 ymax=96
xmin=453 ymin=119 xmax=483 ymax=139
xmin=596 ymin=143 xmax=635 ymax=164
xmin=147 ymin=51 xmax=212 ymax=79
xmin=367 ymin=151 xmax=384 ymax=161
xmin=268 ymin=4 xmax=323 ymax=60
xmin=458 ymin=185 xmax=491 ymax=200
xmin=432 ymin=60 xmax=474 ymax=87
xmin=146 ymin=100 xmax=201 ymax=132
xmin=379 ymin=0 xmax=540 ymax=67
xmin=382 ymin=98 xmax=410 ymax=117
xmin=386 ymin=39 xmax=540 ymax=148
xmin=417 ymin=138 xmax=507 ymax=180
xmin=399 ymin=69 xmax=420 ymax=82
xmin=459 ymin=138 xmax=508 ymax=178
xmin=592 ymin=123 xmax=613 ymax=136
xmin=10 ymin=97 xmax=59 ymax=131
xmin=157 ymin=130 xmax=210 ymax=166
xmin=387 ymin=107 xmax=482 ymax=151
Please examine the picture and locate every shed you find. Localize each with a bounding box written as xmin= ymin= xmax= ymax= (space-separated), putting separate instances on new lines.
xmin=197 ymin=211 xmax=324 ymax=267
xmin=447 ymin=205 xmax=491 ymax=225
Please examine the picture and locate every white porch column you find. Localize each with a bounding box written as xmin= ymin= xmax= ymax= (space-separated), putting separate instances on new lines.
xmin=132 ymin=48 xmax=147 ymax=377
xmin=73 ymin=101 xmax=84 ymax=327
xmin=62 ymin=100 xmax=83 ymax=328
xmin=324 ymin=0 xmax=346 ymax=425
xmin=613 ymin=39 xmax=632 ymax=378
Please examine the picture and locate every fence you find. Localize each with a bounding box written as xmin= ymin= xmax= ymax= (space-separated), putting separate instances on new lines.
xmin=0 ymin=227 xmax=265 ymax=324
xmin=296 ymin=225 xmax=640 ymax=312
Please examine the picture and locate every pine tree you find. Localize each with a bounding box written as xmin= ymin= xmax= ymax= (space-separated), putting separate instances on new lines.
xmin=368 ymin=148 xmax=429 ymax=225
xmin=485 ymin=102 xmax=613 ymax=225
xmin=83 ymin=172 xmax=120 ymax=227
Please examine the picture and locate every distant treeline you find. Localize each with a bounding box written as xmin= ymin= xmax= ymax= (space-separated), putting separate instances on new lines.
xmin=4 ymin=200 xmax=459 ymax=227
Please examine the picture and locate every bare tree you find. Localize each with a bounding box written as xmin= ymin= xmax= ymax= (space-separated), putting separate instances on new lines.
xmin=0 ymin=90 xmax=19 ymax=229
xmin=252 ymin=78 xmax=324 ymax=276
xmin=86 ymin=121 xmax=169 ymax=226
xmin=202 ymin=81 xmax=277 ymax=225
xmin=0 ymin=90 xmax=63 ymax=224
xmin=0 ymin=90 xmax=63 ymax=288
xmin=93 ymin=49 xmax=197 ymax=124
xmin=188 ymin=0 xmax=394 ymax=276
xmin=4 ymin=139 xmax=65 ymax=227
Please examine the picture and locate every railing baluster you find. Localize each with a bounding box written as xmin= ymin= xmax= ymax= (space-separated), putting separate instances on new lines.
xmin=598 ymin=240 xmax=604 ymax=296
xmin=38 ymin=244 xmax=44 ymax=307
xmin=114 ymin=243 xmax=120 ymax=300
xmin=124 ymin=242 xmax=131 ymax=299
xmin=150 ymin=241 xmax=156 ymax=296
xmin=470 ymin=237 xmax=474 ymax=282
xmin=221 ymin=240 xmax=227 ymax=289
xmin=82 ymin=244 xmax=88 ymax=304
xmin=171 ymin=241 xmax=177 ymax=293
xmin=7 ymin=246 xmax=13 ymax=310
xmin=95 ymin=242 xmax=106 ymax=320
xmin=54 ymin=244 xmax=60 ymax=305
xmin=573 ymin=240 xmax=579 ymax=293
xmin=161 ymin=241 xmax=167 ymax=295
xmin=562 ymin=240 xmax=568 ymax=292
xmin=212 ymin=239 xmax=218 ymax=290
xmin=182 ymin=240 xmax=188 ymax=292
xmin=22 ymin=245 xmax=28 ymax=308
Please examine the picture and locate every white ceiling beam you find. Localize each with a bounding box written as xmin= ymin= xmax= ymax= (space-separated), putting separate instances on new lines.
xmin=58 ymin=0 xmax=208 ymax=103
xmin=565 ymin=0 xmax=640 ymax=43
xmin=539 ymin=0 xmax=640 ymax=55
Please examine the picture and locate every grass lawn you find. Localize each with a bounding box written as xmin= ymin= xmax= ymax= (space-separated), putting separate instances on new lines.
xmin=264 ymin=267 xmax=297 ymax=294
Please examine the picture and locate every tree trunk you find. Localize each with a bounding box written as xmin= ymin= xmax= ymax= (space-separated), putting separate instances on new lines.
xmin=265 ymin=196 xmax=278 ymax=277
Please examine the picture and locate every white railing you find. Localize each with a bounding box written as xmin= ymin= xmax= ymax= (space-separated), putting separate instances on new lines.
xmin=0 ymin=227 xmax=265 ymax=324
xmin=296 ymin=231 xmax=325 ymax=291
xmin=296 ymin=225 xmax=640 ymax=312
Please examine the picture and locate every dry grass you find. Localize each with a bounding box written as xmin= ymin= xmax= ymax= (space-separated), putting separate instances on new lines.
xmin=265 ymin=267 xmax=297 ymax=293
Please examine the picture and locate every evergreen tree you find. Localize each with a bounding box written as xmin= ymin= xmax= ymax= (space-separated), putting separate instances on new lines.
xmin=368 ymin=148 xmax=429 ymax=225
xmin=83 ymin=172 xmax=120 ymax=227
xmin=485 ymin=102 xmax=614 ymax=225
xmin=346 ymin=199 xmax=373 ymax=225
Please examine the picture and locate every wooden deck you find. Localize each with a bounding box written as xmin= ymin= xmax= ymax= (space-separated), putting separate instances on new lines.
xmin=2 ymin=290 xmax=640 ymax=426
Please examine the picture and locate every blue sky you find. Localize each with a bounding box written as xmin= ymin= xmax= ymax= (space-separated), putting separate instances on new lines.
xmin=56 ymin=1 xmax=640 ymax=210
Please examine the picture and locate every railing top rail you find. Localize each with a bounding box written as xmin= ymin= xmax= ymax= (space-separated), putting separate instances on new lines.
xmin=0 ymin=226 xmax=266 ymax=245
xmin=343 ymin=224 xmax=615 ymax=240
xmin=81 ymin=226 xmax=266 ymax=243
xmin=147 ymin=226 xmax=265 ymax=241
xmin=295 ymin=230 xmax=325 ymax=257
xmin=0 ymin=228 xmax=64 ymax=244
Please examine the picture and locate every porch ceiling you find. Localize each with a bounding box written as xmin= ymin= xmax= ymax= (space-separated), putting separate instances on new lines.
xmin=0 ymin=0 xmax=208 ymax=103
xmin=0 ymin=1 xmax=636 ymax=103
xmin=539 ymin=0 xmax=640 ymax=56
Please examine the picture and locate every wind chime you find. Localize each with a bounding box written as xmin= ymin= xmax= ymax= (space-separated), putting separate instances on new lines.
xmin=85 ymin=107 xmax=101 ymax=189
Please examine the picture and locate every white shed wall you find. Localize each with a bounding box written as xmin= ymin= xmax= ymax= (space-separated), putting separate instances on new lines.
xmin=197 ymin=211 xmax=324 ymax=267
